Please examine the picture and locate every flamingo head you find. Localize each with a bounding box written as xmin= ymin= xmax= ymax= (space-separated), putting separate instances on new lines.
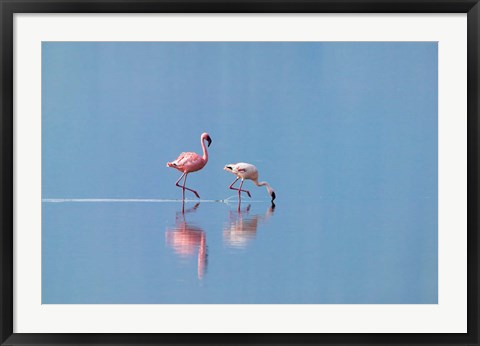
xmin=270 ymin=191 xmax=276 ymax=202
xmin=201 ymin=133 xmax=212 ymax=147
xmin=263 ymin=184 xmax=276 ymax=202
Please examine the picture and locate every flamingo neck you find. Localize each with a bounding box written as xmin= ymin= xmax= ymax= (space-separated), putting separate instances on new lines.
xmin=253 ymin=179 xmax=273 ymax=195
xmin=201 ymin=138 xmax=208 ymax=163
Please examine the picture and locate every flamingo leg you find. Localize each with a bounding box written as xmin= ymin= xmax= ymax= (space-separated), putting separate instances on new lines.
xmin=182 ymin=173 xmax=187 ymax=200
xmin=238 ymin=180 xmax=244 ymax=200
xmin=175 ymin=173 xmax=187 ymax=200
xmin=229 ymin=177 xmax=239 ymax=189
xmin=229 ymin=178 xmax=251 ymax=198
xmin=175 ymin=172 xmax=200 ymax=199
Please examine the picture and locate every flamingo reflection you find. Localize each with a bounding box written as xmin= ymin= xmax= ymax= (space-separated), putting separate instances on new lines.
xmin=165 ymin=203 xmax=207 ymax=279
xmin=223 ymin=202 xmax=275 ymax=249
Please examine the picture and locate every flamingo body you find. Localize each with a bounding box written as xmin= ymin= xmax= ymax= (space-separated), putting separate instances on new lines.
xmin=167 ymin=132 xmax=212 ymax=199
xmin=167 ymin=152 xmax=206 ymax=173
xmin=224 ymin=162 xmax=276 ymax=202
xmin=224 ymin=162 xmax=259 ymax=180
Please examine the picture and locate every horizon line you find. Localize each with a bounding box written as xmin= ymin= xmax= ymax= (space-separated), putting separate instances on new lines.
xmin=41 ymin=198 xmax=266 ymax=203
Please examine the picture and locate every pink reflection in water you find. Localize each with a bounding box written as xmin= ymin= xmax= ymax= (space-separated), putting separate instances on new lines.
xmin=165 ymin=203 xmax=207 ymax=280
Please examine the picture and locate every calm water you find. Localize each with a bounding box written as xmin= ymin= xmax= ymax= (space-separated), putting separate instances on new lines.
xmin=42 ymin=195 xmax=436 ymax=304
xmin=42 ymin=42 xmax=437 ymax=303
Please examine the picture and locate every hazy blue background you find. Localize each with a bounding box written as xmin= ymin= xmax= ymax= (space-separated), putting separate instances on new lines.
xmin=42 ymin=42 xmax=437 ymax=304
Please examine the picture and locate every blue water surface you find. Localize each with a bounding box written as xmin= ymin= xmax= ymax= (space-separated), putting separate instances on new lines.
xmin=42 ymin=42 xmax=437 ymax=304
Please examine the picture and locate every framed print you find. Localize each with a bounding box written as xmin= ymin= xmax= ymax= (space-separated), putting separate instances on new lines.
xmin=1 ymin=0 xmax=479 ymax=345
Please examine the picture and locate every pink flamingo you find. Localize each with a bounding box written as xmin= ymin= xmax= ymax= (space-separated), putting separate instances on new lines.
xmin=167 ymin=132 xmax=212 ymax=200
xmin=224 ymin=162 xmax=276 ymax=203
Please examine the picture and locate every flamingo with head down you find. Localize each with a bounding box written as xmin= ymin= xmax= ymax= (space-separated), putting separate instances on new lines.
xmin=167 ymin=132 xmax=212 ymax=200
xmin=224 ymin=162 xmax=276 ymax=203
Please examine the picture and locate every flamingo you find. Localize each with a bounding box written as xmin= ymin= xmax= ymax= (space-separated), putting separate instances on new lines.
xmin=224 ymin=162 xmax=276 ymax=203
xmin=167 ymin=132 xmax=212 ymax=200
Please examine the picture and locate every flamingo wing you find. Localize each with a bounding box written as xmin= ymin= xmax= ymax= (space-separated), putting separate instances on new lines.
xmin=223 ymin=162 xmax=257 ymax=179
xmin=172 ymin=152 xmax=205 ymax=171
xmin=234 ymin=162 xmax=256 ymax=174
xmin=170 ymin=152 xmax=188 ymax=165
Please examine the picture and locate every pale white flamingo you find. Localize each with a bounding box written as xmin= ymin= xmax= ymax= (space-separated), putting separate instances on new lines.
xmin=224 ymin=162 xmax=276 ymax=202
xmin=167 ymin=132 xmax=212 ymax=199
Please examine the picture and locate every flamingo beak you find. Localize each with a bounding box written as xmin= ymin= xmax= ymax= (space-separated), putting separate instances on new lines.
xmin=207 ymin=136 xmax=212 ymax=147
xmin=271 ymin=191 xmax=276 ymax=202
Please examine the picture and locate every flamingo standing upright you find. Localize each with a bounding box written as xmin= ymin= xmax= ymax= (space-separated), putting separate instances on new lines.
xmin=224 ymin=162 xmax=276 ymax=203
xmin=167 ymin=132 xmax=212 ymax=200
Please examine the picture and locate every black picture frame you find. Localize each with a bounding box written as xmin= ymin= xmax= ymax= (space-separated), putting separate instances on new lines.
xmin=1 ymin=1 xmax=479 ymax=345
